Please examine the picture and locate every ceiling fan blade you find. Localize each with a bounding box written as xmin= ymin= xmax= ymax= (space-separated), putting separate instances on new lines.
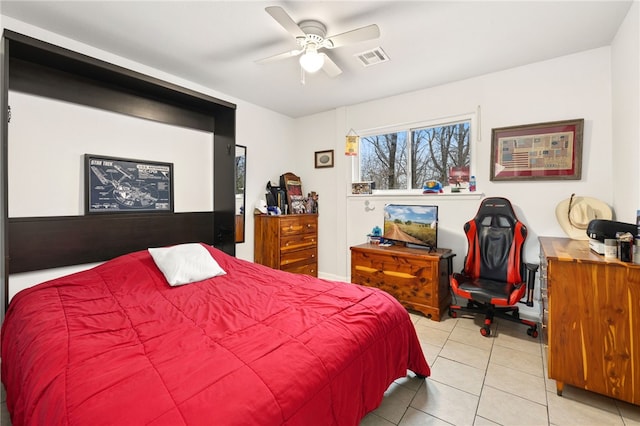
xmin=256 ymin=49 xmax=304 ymax=64
xmin=321 ymin=53 xmax=342 ymax=78
xmin=265 ymin=6 xmax=306 ymax=39
xmin=325 ymin=24 xmax=380 ymax=49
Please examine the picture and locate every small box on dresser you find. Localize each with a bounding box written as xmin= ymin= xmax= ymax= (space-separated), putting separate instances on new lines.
xmin=350 ymin=243 xmax=453 ymax=321
xmin=254 ymin=214 xmax=318 ymax=276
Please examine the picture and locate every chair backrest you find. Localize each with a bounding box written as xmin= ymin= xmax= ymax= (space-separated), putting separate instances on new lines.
xmin=462 ymin=197 xmax=527 ymax=284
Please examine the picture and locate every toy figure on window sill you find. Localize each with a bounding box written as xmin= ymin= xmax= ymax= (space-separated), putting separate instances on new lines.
xmin=423 ymin=180 xmax=443 ymax=194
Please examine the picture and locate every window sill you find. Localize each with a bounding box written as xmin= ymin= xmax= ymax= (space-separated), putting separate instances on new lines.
xmin=347 ymin=190 xmax=484 ymax=200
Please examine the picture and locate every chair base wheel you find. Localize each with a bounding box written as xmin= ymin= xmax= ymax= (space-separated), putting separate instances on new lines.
xmin=527 ymin=327 xmax=539 ymax=338
xmin=480 ymin=325 xmax=491 ymax=337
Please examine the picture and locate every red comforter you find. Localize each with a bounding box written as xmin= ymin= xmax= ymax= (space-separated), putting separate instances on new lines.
xmin=2 ymin=245 xmax=429 ymax=425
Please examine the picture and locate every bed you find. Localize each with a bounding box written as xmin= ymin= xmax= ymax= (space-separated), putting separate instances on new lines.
xmin=1 ymin=243 xmax=429 ymax=425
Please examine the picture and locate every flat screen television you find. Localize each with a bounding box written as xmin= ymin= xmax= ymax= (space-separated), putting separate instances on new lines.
xmin=383 ymin=204 xmax=438 ymax=249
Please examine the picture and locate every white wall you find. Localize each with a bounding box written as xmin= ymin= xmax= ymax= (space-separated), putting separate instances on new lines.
xmin=234 ymin=101 xmax=296 ymax=260
xmin=611 ymin=1 xmax=640 ymax=224
xmin=293 ymin=109 xmax=342 ymax=277
xmin=298 ymin=47 xmax=615 ymax=286
xmin=8 ymin=92 xmax=214 ymax=217
xmin=2 ymin=17 xmax=296 ymax=296
xmin=3 ymin=8 xmax=639 ymax=316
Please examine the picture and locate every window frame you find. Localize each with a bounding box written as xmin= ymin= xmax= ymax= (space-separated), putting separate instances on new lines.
xmin=352 ymin=112 xmax=477 ymax=194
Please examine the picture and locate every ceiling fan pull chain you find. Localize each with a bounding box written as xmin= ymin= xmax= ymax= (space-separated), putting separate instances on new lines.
xmin=300 ymin=66 xmax=306 ymax=85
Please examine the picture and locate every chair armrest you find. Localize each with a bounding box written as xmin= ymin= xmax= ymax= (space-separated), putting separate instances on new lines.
xmin=524 ymin=263 xmax=539 ymax=307
xmin=442 ymin=252 xmax=456 ymax=277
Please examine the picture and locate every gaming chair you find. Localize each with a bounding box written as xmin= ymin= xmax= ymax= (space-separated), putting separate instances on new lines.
xmin=449 ymin=197 xmax=538 ymax=337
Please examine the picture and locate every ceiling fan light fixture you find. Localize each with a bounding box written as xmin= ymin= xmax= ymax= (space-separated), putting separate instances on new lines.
xmin=299 ymin=47 xmax=324 ymax=73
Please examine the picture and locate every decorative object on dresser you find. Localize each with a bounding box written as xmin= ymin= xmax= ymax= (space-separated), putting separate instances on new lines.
xmin=280 ymin=172 xmax=306 ymax=214
xmin=350 ymin=243 xmax=454 ymax=321
xmin=254 ymin=214 xmax=318 ymax=276
xmin=539 ymin=236 xmax=640 ymax=405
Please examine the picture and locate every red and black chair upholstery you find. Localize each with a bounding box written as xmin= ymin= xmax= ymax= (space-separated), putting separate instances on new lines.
xmin=449 ymin=197 xmax=538 ymax=337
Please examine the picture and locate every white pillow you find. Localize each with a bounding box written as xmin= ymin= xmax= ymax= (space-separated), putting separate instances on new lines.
xmin=148 ymin=243 xmax=226 ymax=286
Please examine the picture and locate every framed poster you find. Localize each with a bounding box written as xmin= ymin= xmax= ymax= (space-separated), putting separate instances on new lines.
xmin=85 ymin=154 xmax=174 ymax=213
xmin=490 ymin=119 xmax=584 ymax=181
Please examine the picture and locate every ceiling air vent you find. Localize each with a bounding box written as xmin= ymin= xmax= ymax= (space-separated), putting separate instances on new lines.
xmin=355 ymin=47 xmax=389 ymax=67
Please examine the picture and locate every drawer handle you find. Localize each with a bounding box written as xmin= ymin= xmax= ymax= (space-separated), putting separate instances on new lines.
xmin=311 ymin=254 xmax=315 ymax=258
xmin=307 ymin=224 xmax=311 ymax=228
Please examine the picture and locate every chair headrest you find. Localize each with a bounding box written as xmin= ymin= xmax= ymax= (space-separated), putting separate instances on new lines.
xmin=475 ymin=197 xmax=517 ymax=223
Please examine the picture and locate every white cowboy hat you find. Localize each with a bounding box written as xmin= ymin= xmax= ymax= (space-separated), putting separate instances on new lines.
xmin=555 ymin=194 xmax=612 ymax=240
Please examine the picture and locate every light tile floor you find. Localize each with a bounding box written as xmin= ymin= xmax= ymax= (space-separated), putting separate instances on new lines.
xmin=2 ymin=313 xmax=640 ymax=425
xmin=361 ymin=313 xmax=640 ymax=426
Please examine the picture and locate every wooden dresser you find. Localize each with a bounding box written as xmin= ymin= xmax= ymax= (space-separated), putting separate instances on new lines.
xmin=254 ymin=214 xmax=318 ymax=277
xmin=350 ymin=243 xmax=453 ymax=321
xmin=539 ymin=236 xmax=640 ymax=405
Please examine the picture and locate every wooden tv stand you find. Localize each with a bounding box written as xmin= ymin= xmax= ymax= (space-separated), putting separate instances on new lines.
xmin=350 ymin=243 xmax=454 ymax=321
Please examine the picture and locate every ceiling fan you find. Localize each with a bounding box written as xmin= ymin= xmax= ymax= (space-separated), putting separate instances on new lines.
xmin=257 ymin=6 xmax=380 ymax=82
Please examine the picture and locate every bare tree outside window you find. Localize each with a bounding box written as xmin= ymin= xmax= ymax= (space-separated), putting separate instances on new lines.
xmin=360 ymin=132 xmax=408 ymax=189
xmin=359 ymin=121 xmax=470 ymax=190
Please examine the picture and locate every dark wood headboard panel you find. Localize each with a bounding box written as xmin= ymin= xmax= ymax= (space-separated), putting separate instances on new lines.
xmin=8 ymin=212 xmax=215 ymax=273
xmin=1 ymin=31 xmax=237 ymax=316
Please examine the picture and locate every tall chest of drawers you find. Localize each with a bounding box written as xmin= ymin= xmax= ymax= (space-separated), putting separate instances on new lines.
xmin=254 ymin=214 xmax=318 ymax=277
xmin=539 ymin=236 xmax=640 ymax=405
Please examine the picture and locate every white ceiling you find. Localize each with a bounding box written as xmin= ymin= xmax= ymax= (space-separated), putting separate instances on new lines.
xmin=0 ymin=1 xmax=633 ymax=118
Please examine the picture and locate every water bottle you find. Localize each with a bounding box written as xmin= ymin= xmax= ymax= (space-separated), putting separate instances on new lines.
xmin=469 ymin=176 xmax=476 ymax=192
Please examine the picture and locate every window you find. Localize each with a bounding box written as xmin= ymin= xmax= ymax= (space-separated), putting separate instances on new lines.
xmin=357 ymin=118 xmax=471 ymax=191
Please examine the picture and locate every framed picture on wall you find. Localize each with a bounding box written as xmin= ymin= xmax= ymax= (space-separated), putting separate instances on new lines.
xmin=315 ymin=150 xmax=334 ymax=168
xmin=85 ymin=154 xmax=174 ymax=213
xmin=490 ymin=118 xmax=584 ymax=181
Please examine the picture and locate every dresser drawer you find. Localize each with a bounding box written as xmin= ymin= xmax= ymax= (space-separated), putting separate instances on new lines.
xmin=280 ymin=247 xmax=317 ymax=268
xmin=352 ymin=264 xmax=434 ymax=306
xmin=351 ymin=250 xmax=435 ymax=278
xmin=283 ymin=262 xmax=317 ymax=277
xmin=280 ymin=233 xmax=317 ymax=252
xmin=279 ymin=216 xmax=317 ymax=236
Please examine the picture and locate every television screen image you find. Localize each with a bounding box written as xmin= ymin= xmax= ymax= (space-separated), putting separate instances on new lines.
xmin=383 ymin=204 xmax=438 ymax=249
